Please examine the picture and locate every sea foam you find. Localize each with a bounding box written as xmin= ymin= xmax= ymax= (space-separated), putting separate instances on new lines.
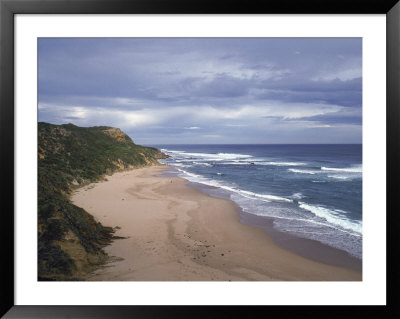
xmin=299 ymin=202 xmax=362 ymax=234
xmin=321 ymin=164 xmax=362 ymax=173
xmin=288 ymin=168 xmax=318 ymax=174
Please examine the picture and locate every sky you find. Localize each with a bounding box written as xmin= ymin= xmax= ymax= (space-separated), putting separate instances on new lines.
xmin=38 ymin=38 xmax=362 ymax=145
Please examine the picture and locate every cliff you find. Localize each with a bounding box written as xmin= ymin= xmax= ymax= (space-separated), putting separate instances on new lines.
xmin=37 ymin=122 xmax=168 ymax=280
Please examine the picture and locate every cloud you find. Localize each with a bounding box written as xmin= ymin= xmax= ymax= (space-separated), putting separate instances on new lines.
xmin=39 ymin=104 xmax=160 ymax=130
xmin=38 ymin=38 xmax=362 ymax=144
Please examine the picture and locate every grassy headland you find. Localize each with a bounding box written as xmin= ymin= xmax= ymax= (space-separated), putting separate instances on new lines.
xmin=38 ymin=122 xmax=167 ymax=280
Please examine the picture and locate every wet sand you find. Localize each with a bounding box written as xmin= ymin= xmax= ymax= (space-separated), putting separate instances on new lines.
xmin=71 ymin=166 xmax=362 ymax=281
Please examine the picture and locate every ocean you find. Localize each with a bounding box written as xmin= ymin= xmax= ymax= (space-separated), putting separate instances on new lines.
xmin=153 ymin=144 xmax=362 ymax=260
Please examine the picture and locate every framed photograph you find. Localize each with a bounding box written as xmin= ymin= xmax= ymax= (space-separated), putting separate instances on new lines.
xmin=1 ymin=0 xmax=398 ymax=317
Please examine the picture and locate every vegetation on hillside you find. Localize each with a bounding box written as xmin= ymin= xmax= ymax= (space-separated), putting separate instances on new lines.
xmin=38 ymin=122 xmax=167 ymax=280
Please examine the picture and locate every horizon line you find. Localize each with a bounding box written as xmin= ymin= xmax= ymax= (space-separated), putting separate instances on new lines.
xmin=145 ymin=143 xmax=362 ymax=146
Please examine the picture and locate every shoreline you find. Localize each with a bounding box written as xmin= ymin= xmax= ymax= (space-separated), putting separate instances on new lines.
xmin=160 ymin=166 xmax=362 ymax=271
xmin=71 ymin=165 xmax=361 ymax=281
xmin=184 ymin=182 xmax=362 ymax=271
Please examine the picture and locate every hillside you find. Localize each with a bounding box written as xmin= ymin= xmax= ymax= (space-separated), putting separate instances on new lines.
xmin=38 ymin=122 xmax=168 ymax=280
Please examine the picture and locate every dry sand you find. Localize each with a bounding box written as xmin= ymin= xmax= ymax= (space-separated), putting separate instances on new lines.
xmin=71 ymin=166 xmax=362 ymax=281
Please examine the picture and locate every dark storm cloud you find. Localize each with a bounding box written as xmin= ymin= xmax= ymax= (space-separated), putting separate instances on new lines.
xmin=253 ymin=77 xmax=362 ymax=107
xmin=38 ymin=38 xmax=362 ymax=144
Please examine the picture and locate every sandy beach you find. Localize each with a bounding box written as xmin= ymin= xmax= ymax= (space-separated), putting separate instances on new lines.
xmin=71 ymin=165 xmax=362 ymax=281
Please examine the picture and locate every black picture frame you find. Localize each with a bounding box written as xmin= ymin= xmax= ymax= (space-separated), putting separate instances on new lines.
xmin=1 ymin=0 xmax=399 ymax=317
